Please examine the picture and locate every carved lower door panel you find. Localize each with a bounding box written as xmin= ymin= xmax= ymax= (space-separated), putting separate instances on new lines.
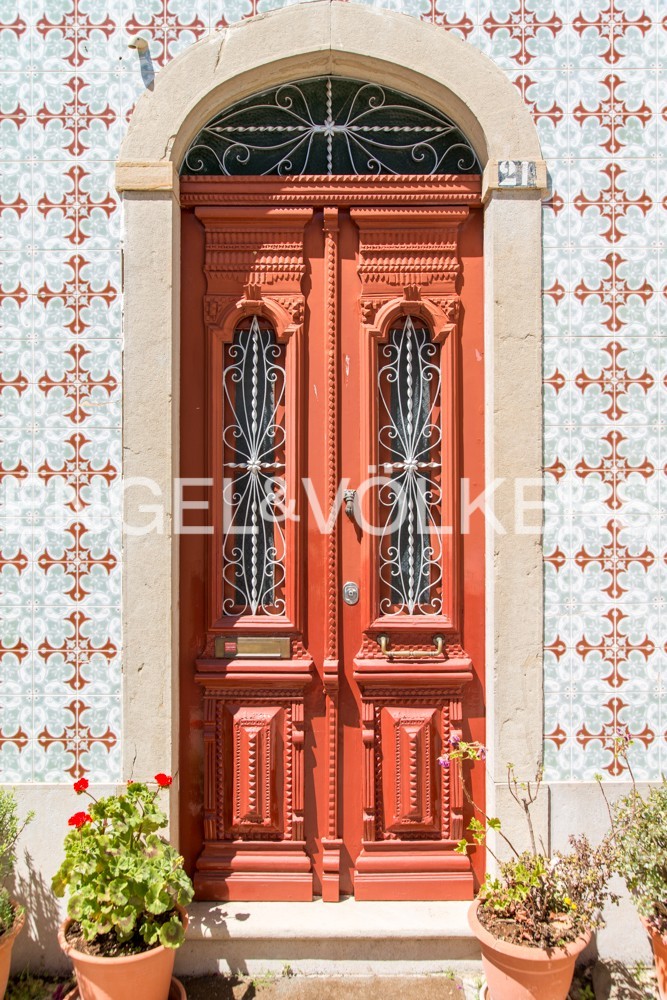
xmin=179 ymin=176 xmax=485 ymax=901
xmin=352 ymin=665 xmax=474 ymax=900
xmin=194 ymin=673 xmax=313 ymax=899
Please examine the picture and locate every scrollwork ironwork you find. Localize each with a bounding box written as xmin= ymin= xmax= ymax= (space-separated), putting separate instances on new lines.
xmin=378 ymin=315 xmax=443 ymax=616
xmin=222 ymin=315 xmax=287 ymax=616
xmin=182 ymin=76 xmax=480 ymax=177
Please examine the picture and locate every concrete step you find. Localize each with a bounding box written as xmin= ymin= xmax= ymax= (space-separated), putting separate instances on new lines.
xmin=175 ymin=899 xmax=482 ymax=978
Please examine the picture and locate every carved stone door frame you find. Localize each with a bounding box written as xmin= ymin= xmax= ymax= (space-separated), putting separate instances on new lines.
xmin=116 ymin=2 xmax=549 ymax=869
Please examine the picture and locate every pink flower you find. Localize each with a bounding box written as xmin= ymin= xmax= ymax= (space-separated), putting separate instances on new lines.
xmin=439 ymin=755 xmax=451 ymax=768
xmin=73 ymin=777 xmax=89 ymax=795
xmin=154 ymin=773 xmax=172 ymax=788
xmin=449 ymin=733 xmax=461 ymax=746
xmin=68 ymin=812 xmax=92 ymax=829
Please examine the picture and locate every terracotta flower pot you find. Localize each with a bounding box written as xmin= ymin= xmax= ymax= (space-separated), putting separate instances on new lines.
xmin=0 ymin=905 xmax=25 ymax=998
xmin=63 ymin=977 xmax=187 ymax=1000
xmin=58 ymin=908 xmax=187 ymax=1000
xmin=468 ymin=899 xmax=590 ymax=1000
xmin=641 ymin=917 xmax=667 ymax=1000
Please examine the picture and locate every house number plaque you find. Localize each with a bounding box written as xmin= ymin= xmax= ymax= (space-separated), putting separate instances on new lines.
xmin=498 ymin=160 xmax=537 ymax=188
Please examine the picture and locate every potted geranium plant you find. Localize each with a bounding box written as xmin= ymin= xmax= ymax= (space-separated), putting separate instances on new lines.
xmin=52 ymin=773 xmax=194 ymax=1000
xmin=601 ymin=734 xmax=667 ymax=1000
xmin=444 ymin=739 xmax=617 ymax=1000
xmin=0 ymin=789 xmax=33 ymax=998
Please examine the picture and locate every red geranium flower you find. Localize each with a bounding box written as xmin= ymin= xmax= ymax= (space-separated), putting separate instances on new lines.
xmin=68 ymin=812 xmax=92 ymax=829
xmin=73 ymin=778 xmax=89 ymax=795
xmin=154 ymin=773 xmax=172 ymax=788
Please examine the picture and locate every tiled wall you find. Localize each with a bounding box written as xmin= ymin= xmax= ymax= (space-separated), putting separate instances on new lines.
xmin=0 ymin=0 xmax=664 ymax=783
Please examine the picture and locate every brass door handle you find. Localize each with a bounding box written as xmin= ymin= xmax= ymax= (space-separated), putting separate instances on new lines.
xmin=377 ymin=634 xmax=444 ymax=660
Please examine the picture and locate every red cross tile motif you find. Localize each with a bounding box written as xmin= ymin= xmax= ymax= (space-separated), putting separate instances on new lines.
xmin=573 ymin=74 xmax=652 ymax=155
xmin=514 ymin=74 xmax=565 ymax=123
xmin=544 ymin=279 xmax=566 ymax=304
xmin=38 ymin=432 xmax=118 ymax=512
xmin=545 ymin=723 xmax=567 ymax=749
xmin=0 ymin=195 xmax=28 ymax=218
xmin=575 ymin=607 xmax=655 ymax=688
xmin=545 ymin=636 xmax=566 ymax=660
xmin=544 ymin=545 xmax=566 ymax=569
xmin=544 ymin=369 xmax=566 ymax=393
xmin=36 ymin=77 xmax=117 ymax=159
xmin=38 ymin=610 xmax=118 ymax=693
xmin=37 ymin=167 xmax=117 ymax=248
xmin=0 ymin=639 xmax=29 ymax=664
xmin=574 ymin=519 xmax=654 ymax=600
xmin=544 ymin=457 xmax=566 ymax=482
xmin=126 ymin=0 xmax=206 ymax=66
xmin=574 ymin=341 xmax=654 ymax=421
xmin=573 ymin=164 xmax=652 ymax=244
xmin=0 ymin=372 xmax=28 ymax=398
xmin=0 ymin=281 xmax=28 ymax=307
xmin=35 ymin=2 xmax=116 ymax=68
xmin=37 ymin=698 xmax=117 ymax=779
xmin=430 ymin=8 xmax=474 ymax=37
xmin=577 ymin=699 xmax=654 ymax=775
xmin=0 ymin=728 xmax=29 ymax=752
xmin=3 ymin=105 xmax=27 ymax=129
xmin=0 ymin=549 xmax=28 ymax=574
xmin=37 ymin=254 xmax=117 ymax=337
xmin=482 ymin=1 xmax=563 ymax=65
xmin=0 ymin=460 xmax=29 ymax=483
xmin=572 ymin=1 xmax=652 ymax=65
xmin=575 ymin=429 xmax=654 ymax=510
xmin=37 ymin=343 xmax=118 ymax=424
xmin=3 ymin=13 xmax=26 ymax=36
xmin=573 ymin=252 xmax=654 ymax=333
xmin=544 ymin=190 xmax=565 ymax=215
xmin=37 ymin=521 xmax=117 ymax=601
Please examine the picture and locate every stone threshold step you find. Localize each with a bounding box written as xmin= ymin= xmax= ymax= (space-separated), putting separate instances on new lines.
xmin=176 ymin=900 xmax=482 ymax=977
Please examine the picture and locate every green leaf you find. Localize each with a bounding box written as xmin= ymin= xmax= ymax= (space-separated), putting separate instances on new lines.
xmin=159 ymin=914 xmax=185 ymax=949
xmin=113 ymin=907 xmax=136 ymax=939
xmin=68 ymin=894 xmax=86 ymax=921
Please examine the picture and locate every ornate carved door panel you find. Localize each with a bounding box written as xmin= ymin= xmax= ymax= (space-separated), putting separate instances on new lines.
xmin=179 ymin=175 xmax=485 ymax=901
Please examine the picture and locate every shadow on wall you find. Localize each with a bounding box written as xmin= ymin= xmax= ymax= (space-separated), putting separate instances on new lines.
xmin=10 ymin=850 xmax=69 ymax=975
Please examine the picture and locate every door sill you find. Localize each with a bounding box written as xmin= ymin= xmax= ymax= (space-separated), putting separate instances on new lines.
xmin=176 ymin=898 xmax=481 ymax=977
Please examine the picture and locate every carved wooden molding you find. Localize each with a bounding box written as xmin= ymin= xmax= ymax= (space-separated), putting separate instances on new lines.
xmin=232 ymin=706 xmax=282 ymax=834
xmin=356 ymin=689 xmax=469 ymax=850
xmin=361 ymin=286 xmax=461 ymax=343
xmin=200 ymin=687 xmax=307 ymax=846
xmin=322 ymin=205 xmax=341 ymax=901
xmin=203 ymin=286 xmax=304 ymax=343
xmin=181 ymin=174 xmax=482 ymax=207
xmin=196 ymin=207 xmax=311 ymax=343
xmin=351 ymin=207 xmax=467 ymax=344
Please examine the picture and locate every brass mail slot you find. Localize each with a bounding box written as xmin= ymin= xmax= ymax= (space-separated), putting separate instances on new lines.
xmin=214 ymin=635 xmax=291 ymax=659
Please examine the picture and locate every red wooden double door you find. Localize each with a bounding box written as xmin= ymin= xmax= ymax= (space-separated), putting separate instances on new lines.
xmin=179 ymin=174 xmax=485 ymax=901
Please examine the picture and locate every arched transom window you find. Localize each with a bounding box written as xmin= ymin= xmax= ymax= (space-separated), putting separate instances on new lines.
xmin=181 ymin=76 xmax=481 ymax=177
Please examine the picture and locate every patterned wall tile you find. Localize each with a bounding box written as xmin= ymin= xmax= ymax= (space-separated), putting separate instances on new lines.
xmin=1 ymin=0 xmax=665 ymax=783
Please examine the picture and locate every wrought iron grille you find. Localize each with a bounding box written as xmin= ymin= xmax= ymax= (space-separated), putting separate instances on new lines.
xmin=181 ymin=76 xmax=480 ymax=176
xmin=222 ymin=316 xmax=287 ymax=617
xmin=378 ymin=316 xmax=443 ymax=616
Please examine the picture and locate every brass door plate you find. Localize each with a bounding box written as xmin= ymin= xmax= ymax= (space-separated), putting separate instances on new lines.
xmin=214 ymin=635 xmax=291 ymax=659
